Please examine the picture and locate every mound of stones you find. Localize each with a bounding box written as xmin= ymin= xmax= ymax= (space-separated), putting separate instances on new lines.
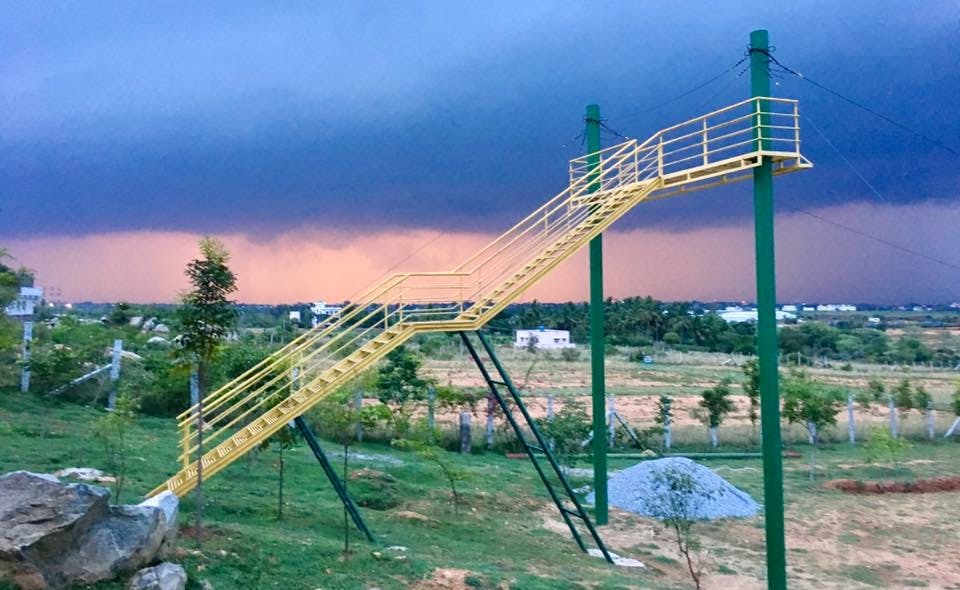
xmin=586 ymin=457 xmax=759 ymax=520
xmin=0 ymin=471 xmax=181 ymax=590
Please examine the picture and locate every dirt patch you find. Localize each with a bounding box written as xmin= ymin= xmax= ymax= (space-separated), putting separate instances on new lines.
xmin=409 ymin=568 xmax=476 ymax=590
xmin=825 ymin=476 xmax=960 ymax=494
xmin=392 ymin=510 xmax=436 ymax=523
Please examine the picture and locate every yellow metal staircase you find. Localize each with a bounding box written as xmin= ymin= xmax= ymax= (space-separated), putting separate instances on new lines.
xmin=150 ymin=97 xmax=810 ymax=497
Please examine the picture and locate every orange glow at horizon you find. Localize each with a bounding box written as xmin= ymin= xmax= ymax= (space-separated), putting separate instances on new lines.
xmin=5 ymin=201 xmax=958 ymax=305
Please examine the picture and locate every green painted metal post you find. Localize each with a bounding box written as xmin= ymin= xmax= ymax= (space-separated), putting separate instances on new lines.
xmin=750 ymin=29 xmax=788 ymax=589
xmin=585 ymin=104 xmax=607 ymax=525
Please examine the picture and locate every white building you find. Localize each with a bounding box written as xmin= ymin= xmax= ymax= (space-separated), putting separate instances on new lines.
xmin=781 ymin=304 xmax=798 ymax=313
xmin=514 ymin=328 xmax=574 ymax=350
xmin=718 ymin=309 xmax=796 ymax=324
xmin=3 ymin=286 xmax=43 ymax=317
xmin=311 ymin=301 xmax=343 ymax=317
xmin=288 ymin=310 xmax=301 ymax=323
xmin=816 ymin=304 xmax=857 ymax=312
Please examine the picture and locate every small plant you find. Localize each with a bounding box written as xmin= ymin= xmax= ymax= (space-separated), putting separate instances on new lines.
xmin=781 ymin=371 xmax=843 ymax=480
xmin=536 ymin=399 xmax=591 ymax=468
xmin=893 ymin=378 xmax=914 ymax=415
xmin=93 ymin=393 xmax=138 ymax=503
xmin=642 ymin=463 xmax=714 ymax=590
xmin=375 ymin=346 xmax=432 ymax=437
xmin=559 ymin=347 xmax=581 ymax=362
xmin=310 ymin=391 xmax=390 ymax=557
xmin=952 ymin=383 xmax=960 ymax=417
xmin=741 ymin=359 xmax=761 ymax=437
xmin=697 ymin=378 xmax=734 ymax=448
xmin=393 ymin=428 xmax=467 ymax=514
xmin=864 ymin=426 xmax=911 ymax=468
xmin=654 ymin=395 xmax=673 ymax=449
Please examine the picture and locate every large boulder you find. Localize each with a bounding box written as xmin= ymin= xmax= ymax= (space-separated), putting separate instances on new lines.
xmin=128 ymin=562 xmax=187 ymax=590
xmin=0 ymin=471 xmax=178 ymax=589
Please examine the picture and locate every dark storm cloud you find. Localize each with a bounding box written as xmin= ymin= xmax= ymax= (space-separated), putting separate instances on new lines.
xmin=1 ymin=1 xmax=958 ymax=238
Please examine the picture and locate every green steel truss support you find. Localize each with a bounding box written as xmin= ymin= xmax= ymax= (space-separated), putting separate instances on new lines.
xmin=584 ymin=103 xmax=609 ymax=526
xmin=750 ymin=28 xmax=788 ymax=590
xmin=293 ymin=416 xmax=376 ymax=544
xmin=458 ymin=331 xmax=613 ymax=563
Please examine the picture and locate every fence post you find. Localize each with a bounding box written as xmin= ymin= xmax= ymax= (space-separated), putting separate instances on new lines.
xmin=485 ymin=390 xmax=495 ymax=449
xmin=107 ymin=339 xmax=122 ymax=409
xmin=354 ymin=390 xmax=364 ymax=442
xmin=925 ymin=401 xmax=935 ymax=439
xmin=607 ymin=395 xmax=616 ymax=442
xmin=190 ymin=364 xmax=200 ymax=407
xmin=459 ymin=412 xmax=472 ymax=454
xmin=546 ymin=394 xmax=555 ymax=451
xmin=888 ymin=395 xmax=899 ymax=438
xmin=847 ymin=391 xmax=856 ymax=444
xmin=20 ymin=320 xmax=33 ymax=393
xmin=427 ymin=386 xmax=436 ymax=432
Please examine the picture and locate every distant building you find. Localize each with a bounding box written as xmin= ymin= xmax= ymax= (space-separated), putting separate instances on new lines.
xmin=816 ymin=304 xmax=857 ymax=312
xmin=514 ymin=328 xmax=574 ymax=350
xmin=781 ymin=304 xmax=798 ymax=313
xmin=310 ymin=300 xmax=343 ymax=326
xmin=718 ymin=309 xmax=795 ymax=324
xmin=868 ymin=317 xmax=882 ymax=325
xmin=3 ymin=286 xmax=43 ymax=317
xmin=288 ymin=310 xmax=301 ymax=323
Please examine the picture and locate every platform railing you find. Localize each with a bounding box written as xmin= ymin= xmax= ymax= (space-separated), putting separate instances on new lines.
xmin=173 ymin=96 xmax=807 ymax=467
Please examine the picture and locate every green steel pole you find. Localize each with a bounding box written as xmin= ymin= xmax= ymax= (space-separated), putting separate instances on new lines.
xmin=750 ymin=29 xmax=788 ymax=589
xmin=584 ymin=104 xmax=608 ymax=525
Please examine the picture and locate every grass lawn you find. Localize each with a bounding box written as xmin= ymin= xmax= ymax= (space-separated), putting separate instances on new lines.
xmin=1 ymin=390 xmax=959 ymax=589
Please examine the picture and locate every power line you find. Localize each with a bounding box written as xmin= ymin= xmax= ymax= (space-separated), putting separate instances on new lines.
xmin=749 ymin=47 xmax=958 ymax=155
xmin=616 ymin=57 xmax=747 ymax=122
xmin=779 ymin=201 xmax=960 ymax=271
xmin=806 ymin=116 xmax=889 ymax=205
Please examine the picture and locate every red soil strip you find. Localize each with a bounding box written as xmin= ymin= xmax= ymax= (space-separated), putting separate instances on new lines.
xmin=825 ymin=476 xmax=960 ymax=495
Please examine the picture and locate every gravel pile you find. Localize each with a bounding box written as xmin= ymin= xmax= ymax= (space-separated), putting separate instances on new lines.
xmin=586 ymin=457 xmax=759 ymax=520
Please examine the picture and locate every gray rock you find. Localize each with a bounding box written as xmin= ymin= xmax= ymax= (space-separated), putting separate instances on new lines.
xmin=128 ymin=562 xmax=186 ymax=590
xmin=59 ymin=505 xmax=165 ymax=584
xmin=139 ymin=492 xmax=179 ymax=549
xmin=53 ymin=467 xmax=115 ymax=484
xmin=0 ymin=471 xmax=171 ymax=589
xmin=152 ymin=324 xmax=170 ymax=334
xmin=129 ymin=316 xmax=144 ymax=328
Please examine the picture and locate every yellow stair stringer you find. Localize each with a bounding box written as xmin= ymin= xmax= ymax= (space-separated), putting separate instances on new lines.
xmin=150 ymin=323 xmax=419 ymax=496
xmin=153 ymin=179 xmax=662 ymax=498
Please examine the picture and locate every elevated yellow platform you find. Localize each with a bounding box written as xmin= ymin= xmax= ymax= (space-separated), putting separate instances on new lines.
xmin=151 ymin=97 xmax=811 ymax=497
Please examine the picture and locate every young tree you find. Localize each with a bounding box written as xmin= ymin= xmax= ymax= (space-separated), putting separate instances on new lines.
xmin=177 ymin=237 xmax=238 ymax=536
xmin=536 ymin=399 xmax=591 ymax=469
xmin=311 ymin=391 xmax=390 ymax=557
xmin=654 ymin=394 xmax=674 ymax=450
xmin=864 ymin=426 xmax=911 ymax=468
xmin=93 ymin=393 xmax=138 ymax=503
xmin=375 ymin=346 xmax=431 ymax=436
xmin=642 ymin=463 xmax=715 ymax=590
xmin=259 ymin=422 xmax=298 ymax=520
xmin=393 ymin=426 xmax=468 ymax=515
xmin=697 ymin=378 xmax=734 ymax=448
xmin=741 ymin=359 xmax=761 ymax=437
xmin=893 ymin=378 xmax=914 ymax=415
xmin=781 ymin=371 xmax=843 ymax=480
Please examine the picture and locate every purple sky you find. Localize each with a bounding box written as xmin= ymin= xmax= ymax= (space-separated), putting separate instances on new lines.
xmin=1 ymin=2 xmax=958 ymax=303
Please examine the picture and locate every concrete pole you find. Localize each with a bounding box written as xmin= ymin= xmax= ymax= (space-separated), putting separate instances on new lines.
xmin=459 ymin=412 xmax=472 ymax=454
xmin=888 ymin=395 xmax=898 ymax=438
xmin=847 ymin=391 xmax=856 ymax=444
xmin=107 ymin=339 xmax=122 ymax=409
xmin=925 ymin=401 xmax=935 ymax=439
xmin=354 ymin=390 xmax=364 ymax=442
xmin=20 ymin=320 xmax=33 ymax=393
xmin=427 ymin=386 xmax=436 ymax=431
xmin=750 ymin=29 xmax=787 ymax=590
xmin=607 ymin=395 xmax=616 ymax=442
xmin=585 ymin=103 xmax=608 ymax=525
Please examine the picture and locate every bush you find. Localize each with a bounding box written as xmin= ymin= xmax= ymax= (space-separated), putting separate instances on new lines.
xmin=559 ymin=347 xmax=581 ymax=362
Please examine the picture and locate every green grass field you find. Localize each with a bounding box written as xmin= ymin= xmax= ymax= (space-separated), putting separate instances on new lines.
xmin=2 ymin=389 xmax=959 ymax=589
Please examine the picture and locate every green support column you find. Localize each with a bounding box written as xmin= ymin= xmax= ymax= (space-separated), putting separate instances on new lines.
xmin=584 ymin=104 xmax=608 ymax=525
xmin=750 ymin=29 xmax=788 ymax=589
